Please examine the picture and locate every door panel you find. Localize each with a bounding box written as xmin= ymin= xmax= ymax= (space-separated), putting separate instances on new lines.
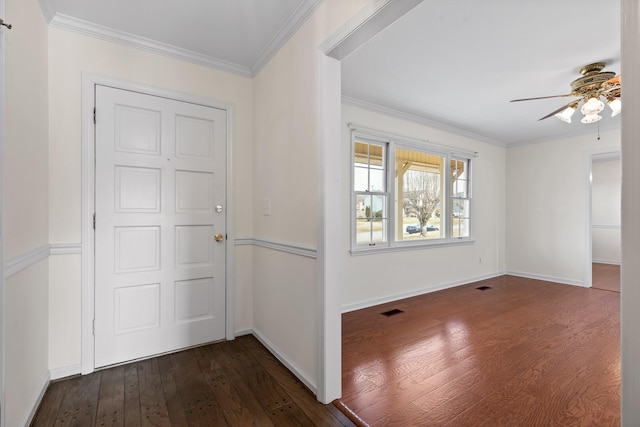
xmin=94 ymin=85 xmax=226 ymax=368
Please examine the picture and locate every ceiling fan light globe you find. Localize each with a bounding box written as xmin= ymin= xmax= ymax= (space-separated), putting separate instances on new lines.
xmin=581 ymin=97 xmax=605 ymax=115
xmin=608 ymin=98 xmax=622 ymax=117
xmin=554 ymin=106 xmax=576 ymax=123
xmin=581 ymin=113 xmax=603 ymax=124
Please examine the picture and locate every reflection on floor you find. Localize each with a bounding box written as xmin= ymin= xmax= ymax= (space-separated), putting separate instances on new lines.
xmin=339 ymin=275 xmax=620 ymax=426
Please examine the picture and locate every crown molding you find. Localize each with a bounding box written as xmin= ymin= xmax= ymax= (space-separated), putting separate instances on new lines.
xmin=250 ymin=0 xmax=323 ymax=76
xmin=38 ymin=0 xmax=55 ymax=23
xmin=48 ymin=14 xmax=252 ymax=77
xmin=342 ymin=95 xmax=506 ymax=147
xmin=41 ymin=1 xmax=323 ymax=78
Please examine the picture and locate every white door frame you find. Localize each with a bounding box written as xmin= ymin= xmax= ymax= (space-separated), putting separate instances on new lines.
xmin=0 ymin=0 xmax=5 ymax=419
xmin=316 ymin=0 xmax=424 ymax=403
xmin=80 ymin=74 xmax=235 ymax=374
xmin=583 ymin=148 xmax=621 ymax=289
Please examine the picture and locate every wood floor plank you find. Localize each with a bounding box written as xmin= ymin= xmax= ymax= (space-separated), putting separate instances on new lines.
xmin=166 ymin=349 xmax=228 ymax=426
xmin=95 ymin=366 xmax=125 ymax=426
xmin=205 ymin=340 xmax=278 ymax=426
xmin=31 ymin=379 xmax=67 ymax=426
xmin=35 ymin=274 xmax=616 ymax=426
xmin=33 ymin=335 xmax=354 ymax=427
xmin=220 ymin=337 xmax=316 ymax=426
xmin=192 ymin=344 xmax=269 ymax=427
xmin=339 ymin=275 xmax=620 ymax=426
xmin=137 ymin=358 xmax=171 ymax=426
xmin=239 ymin=335 xmax=355 ymax=427
xmin=123 ymin=363 xmax=141 ymax=427
xmin=444 ymin=291 xmax=618 ymax=425
xmin=155 ymin=355 xmax=190 ymax=427
xmin=53 ymin=371 xmax=102 ymax=426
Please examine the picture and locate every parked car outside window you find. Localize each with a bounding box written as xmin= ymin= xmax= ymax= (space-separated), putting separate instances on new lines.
xmin=405 ymin=223 xmax=439 ymax=234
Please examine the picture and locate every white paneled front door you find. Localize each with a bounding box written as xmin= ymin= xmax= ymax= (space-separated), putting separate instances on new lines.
xmin=94 ymin=85 xmax=226 ymax=368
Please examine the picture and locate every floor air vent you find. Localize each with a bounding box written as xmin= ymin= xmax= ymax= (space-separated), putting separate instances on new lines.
xmin=381 ymin=309 xmax=404 ymax=317
xmin=476 ymin=286 xmax=492 ymax=291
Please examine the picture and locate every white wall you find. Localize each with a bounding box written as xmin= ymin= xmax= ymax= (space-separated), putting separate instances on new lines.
xmin=47 ymin=27 xmax=255 ymax=371
xmin=4 ymin=0 xmax=50 ymax=424
xmin=44 ymin=0 xmax=370 ymax=401
xmin=340 ymin=103 xmax=506 ymax=310
xmin=5 ymin=263 xmax=49 ymax=426
xmin=591 ymin=157 xmax=621 ymax=264
xmin=506 ymin=129 xmax=620 ymax=285
xmin=251 ymin=0 xmax=369 ymax=394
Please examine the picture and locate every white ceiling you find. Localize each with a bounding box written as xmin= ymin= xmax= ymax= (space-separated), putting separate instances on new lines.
xmin=40 ymin=0 xmax=621 ymax=146
xmin=342 ymin=0 xmax=621 ymax=146
xmin=40 ymin=0 xmax=322 ymax=76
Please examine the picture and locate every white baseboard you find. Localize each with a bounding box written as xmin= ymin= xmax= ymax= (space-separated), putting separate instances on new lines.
xmin=341 ymin=272 xmax=504 ymax=313
xmin=250 ymin=328 xmax=317 ymax=395
xmin=505 ymin=270 xmax=587 ymax=287
xmin=19 ymin=365 xmax=82 ymax=426
xmin=593 ymin=259 xmax=621 ymax=266
xmin=234 ymin=328 xmax=253 ymax=337
xmin=22 ymin=370 xmax=50 ymax=427
xmin=50 ymin=364 xmax=82 ymax=381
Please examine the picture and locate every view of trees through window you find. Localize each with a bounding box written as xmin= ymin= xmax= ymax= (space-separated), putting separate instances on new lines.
xmin=397 ymin=148 xmax=444 ymax=241
xmin=353 ymin=135 xmax=471 ymax=249
xmin=399 ymin=170 xmax=442 ymax=240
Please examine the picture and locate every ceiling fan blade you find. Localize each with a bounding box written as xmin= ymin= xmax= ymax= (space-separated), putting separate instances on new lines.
xmin=510 ymin=93 xmax=576 ymax=102
xmin=538 ymin=101 xmax=579 ymax=121
xmin=602 ymin=75 xmax=621 ymax=93
xmin=604 ymin=75 xmax=621 ymax=85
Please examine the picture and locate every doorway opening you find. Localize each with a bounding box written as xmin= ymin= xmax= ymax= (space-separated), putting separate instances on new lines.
xmin=590 ymin=151 xmax=621 ymax=293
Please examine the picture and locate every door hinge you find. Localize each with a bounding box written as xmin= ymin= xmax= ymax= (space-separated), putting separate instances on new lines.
xmin=93 ymin=213 xmax=96 ymax=230
xmin=92 ymin=319 xmax=95 ymax=335
xmin=93 ymin=107 xmax=96 ymax=124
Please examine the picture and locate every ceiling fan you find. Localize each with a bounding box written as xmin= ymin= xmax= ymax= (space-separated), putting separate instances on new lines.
xmin=511 ymin=62 xmax=621 ymax=124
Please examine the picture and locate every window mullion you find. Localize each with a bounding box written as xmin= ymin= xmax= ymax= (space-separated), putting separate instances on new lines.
xmin=388 ymin=141 xmax=396 ymax=246
xmin=444 ymin=153 xmax=451 ymax=239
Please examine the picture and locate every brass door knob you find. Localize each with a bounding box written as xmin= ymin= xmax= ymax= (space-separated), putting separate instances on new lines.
xmin=214 ymin=233 xmax=224 ymax=242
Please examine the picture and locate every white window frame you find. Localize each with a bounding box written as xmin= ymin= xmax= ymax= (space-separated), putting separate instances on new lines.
xmin=350 ymin=127 xmax=474 ymax=254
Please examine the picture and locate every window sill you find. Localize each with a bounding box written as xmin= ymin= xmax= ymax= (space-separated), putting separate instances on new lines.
xmin=349 ymin=238 xmax=475 ymax=256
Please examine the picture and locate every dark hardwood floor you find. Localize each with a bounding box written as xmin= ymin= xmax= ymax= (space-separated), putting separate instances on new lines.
xmin=31 ymin=335 xmax=355 ymax=427
xmin=338 ymin=275 xmax=620 ymax=426
xmin=33 ymin=272 xmax=621 ymax=426
xmin=592 ymin=262 xmax=620 ymax=293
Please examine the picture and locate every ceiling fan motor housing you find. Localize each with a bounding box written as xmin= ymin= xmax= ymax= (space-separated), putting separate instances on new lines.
xmin=570 ymin=62 xmax=616 ymax=95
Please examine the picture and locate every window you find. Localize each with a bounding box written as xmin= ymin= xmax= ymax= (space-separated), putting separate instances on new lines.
xmin=352 ymin=129 xmax=473 ymax=252
xmin=451 ymin=158 xmax=471 ymax=238
xmin=354 ymin=140 xmax=388 ymax=245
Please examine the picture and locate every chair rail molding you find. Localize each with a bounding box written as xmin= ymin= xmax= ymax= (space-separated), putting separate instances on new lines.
xmin=235 ymin=237 xmax=317 ymax=259
xmin=4 ymin=243 xmax=83 ymax=279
